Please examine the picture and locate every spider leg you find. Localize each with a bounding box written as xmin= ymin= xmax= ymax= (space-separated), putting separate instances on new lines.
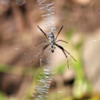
xmin=55 ymin=43 xmax=76 ymax=62
xmin=40 ymin=44 xmax=49 ymax=66
xmin=37 ymin=25 xmax=48 ymax=40
xmin=62 ymin=50 xmax=69 ymax=68
xmin=54 ymin=43 xmax=69 ymax=68
xmin=55 ymin=26 xmax=63 ymax=40
xmin=56 ymin=39 xmax=68 ymax=44
xmin=35 ymin=41 xmax=48 ymax=47
xmin=64 ymin=49 xmax=77 ymax=62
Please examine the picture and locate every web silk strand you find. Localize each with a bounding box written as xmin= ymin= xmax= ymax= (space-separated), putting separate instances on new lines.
xmin=33 ymin=0 xmax=55 ymax=99
xmin=37 ymin=0 xmax=56 ymax=35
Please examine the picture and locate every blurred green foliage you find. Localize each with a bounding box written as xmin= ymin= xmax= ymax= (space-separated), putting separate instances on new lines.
xmin=54 ymin=62 xmax=66 ymax=75
xmin=0 ymin=64 xmax=12 ymax=73
xmin=0 ymin=91 xmax=5 ymax=100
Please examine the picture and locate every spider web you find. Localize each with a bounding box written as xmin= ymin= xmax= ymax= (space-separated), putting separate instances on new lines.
xmin=16 ymin=0 xmax=26 ymax=5
xmin=37 ymin=0 xmax=56 ymax=35
xmin=32 ymin=0 xmax=56 ymax=99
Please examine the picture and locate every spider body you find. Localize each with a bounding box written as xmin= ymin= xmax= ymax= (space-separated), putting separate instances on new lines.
xmin=48 ymin=33 xmax=55 ymax=53
xmin=37 ymin=25 xmax=76 ymax=67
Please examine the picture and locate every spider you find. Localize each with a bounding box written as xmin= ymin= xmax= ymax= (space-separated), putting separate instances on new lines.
xmin=37 ymin=25 xmax=77 ymax=67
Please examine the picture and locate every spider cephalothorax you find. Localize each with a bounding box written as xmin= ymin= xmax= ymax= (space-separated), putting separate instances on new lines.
xmin=37 ymin=25 xmax=76 ymax=67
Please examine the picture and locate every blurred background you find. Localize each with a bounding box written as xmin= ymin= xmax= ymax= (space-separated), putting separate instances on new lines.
xmin=0 ymin=0 xmax=100 ymax=100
